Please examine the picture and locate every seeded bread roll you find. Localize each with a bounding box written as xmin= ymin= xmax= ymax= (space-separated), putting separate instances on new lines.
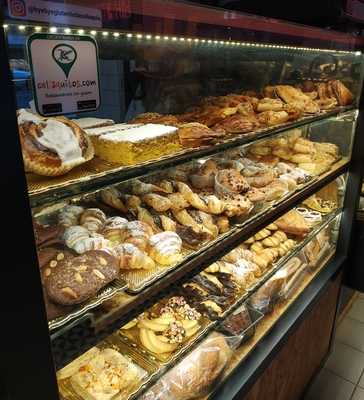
xmin=45 ymin=250 xmax=119 ymax=306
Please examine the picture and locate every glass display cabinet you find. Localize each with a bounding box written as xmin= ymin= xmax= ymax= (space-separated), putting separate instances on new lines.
xmin=1 ymin=1 xmax=364 ymax=399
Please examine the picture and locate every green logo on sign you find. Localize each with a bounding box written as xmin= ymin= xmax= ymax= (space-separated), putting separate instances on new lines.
xmin=52 ymin=44 xmax=77 ymax=78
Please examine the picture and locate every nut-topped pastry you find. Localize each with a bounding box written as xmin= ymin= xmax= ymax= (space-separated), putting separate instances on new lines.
xmin=45 ymin=250 xmax=119 ymax=305
xmin=17 ymin=109 xmax=94 ymax=176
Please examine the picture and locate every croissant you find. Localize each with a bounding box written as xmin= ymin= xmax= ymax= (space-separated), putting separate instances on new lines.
xmin=142 ymin=193 xmax=172 ymax=212
xmin=136 ymin=207 xmax=161 ymax=233
xmin=159 ymin=180 xmax=175 ymax=194
xmin=131 ymin=179 xmax=167 ymax=195
xmin=148 ymin=231 xmax=183 ymax=265
xmin=100 ymin=187 xmax=128 ymax=213
xmin=188 ymin=210 xmax=219 ymax=238
xmin=159 ymin=215 xmax=177 ymax=232
xmin=176 ymin=182 xmax=209 ymax=212
xmin=114 ymin=243 xmax=155 ymax=270
xmin=172 ymin=209 xmax=212 ymax=236
xmin=59 ymin=205 xmax=84 ymax=227
xmin=79 ymin=208 xmax=107 ymax=233
xmin=167 ymin=193 xmax=190 ymax=211
xmin=120 ymin=221 xmax=154 ymax=251
xmin=214 ymin=215 xmax=230 ymax=233
xmin=201 ymin=195 xmax=225 ymax=214
xmin=63 ymin=226 xmax=111 ymax=254
xmin=119 ymin=194 xmax=141 ymax=210
xmin=102 ymin=216 xmax=128 ymax=242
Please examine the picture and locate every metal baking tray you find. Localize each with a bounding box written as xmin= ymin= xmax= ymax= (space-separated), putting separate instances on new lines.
xmin=49 ymin=278 xmax=127 ymax=331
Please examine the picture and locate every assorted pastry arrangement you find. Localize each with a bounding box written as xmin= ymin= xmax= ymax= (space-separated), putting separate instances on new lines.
xmin=35 ymin=150 xmax=338 ymax=323
xmin=120 ymin=296 xmax=204 ymax=359
xmin=57 ymin=205 xmax=337 ymax=400
xmin=19 ymin=80 xmax=352 ymax=178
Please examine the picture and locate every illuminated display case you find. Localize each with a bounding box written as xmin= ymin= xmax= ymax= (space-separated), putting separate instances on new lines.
xmin=1 ymin=1 xmax=364 ymax=399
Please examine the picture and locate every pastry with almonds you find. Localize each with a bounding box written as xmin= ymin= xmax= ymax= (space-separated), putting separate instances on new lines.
xmin=17 ymin=109 xmax=94 ymax=176
xmin=58 ymin=347 xmax=143 ymax=400
xmin=45 ymin=250 xmax=119 ymax=306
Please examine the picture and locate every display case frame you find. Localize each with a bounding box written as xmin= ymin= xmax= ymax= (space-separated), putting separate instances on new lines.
xmin=1 ymin=1 xmax=364 ymax=399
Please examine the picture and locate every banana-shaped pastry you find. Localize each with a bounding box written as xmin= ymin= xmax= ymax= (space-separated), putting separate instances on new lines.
xmin=176 ymin=181 xmax=209 ymax=212
xmin=139 ymin=328 xmax=179 ymax=354
xmin=142 ymin=193 xmax=172 ymax=212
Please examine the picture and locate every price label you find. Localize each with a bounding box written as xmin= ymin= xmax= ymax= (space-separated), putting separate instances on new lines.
xmin=27 ymin=33 xmax=100 ymax=116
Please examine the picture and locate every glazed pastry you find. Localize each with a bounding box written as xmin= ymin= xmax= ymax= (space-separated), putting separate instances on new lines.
xmin=79 ymin=208 xmax=106 ymax=233
xmin=59 ymin=205 xmax=84 ymax=227
xmin=215 ymin=169 xmax=250 ymax=194
xmin=63 ymin=226 xmax=111 ymax=254
xmin=120 ymin=194 xmax=142 ymax=210
xmin=120 ymin=221 xmax=154 ymax=251
xmin=100 ymin=187 xmax=128 ymax=213
xmin=200 ymin=194 xmax=225 ymax=215
xmin=114 ymin=243 xmax=155 ymax=270
xmin=142 ymin=193 xmax=172 ymax=212
xmin=136 ymin=207 xmax=161 ymax=233
xmin=17 ymin=109 xmax=94 ymax=176
xmin=159 ymin=215 xmax=177 ymax=232
xmin=102 ymin=216 xmax=128 ymax=242
xmin=45 ymin=250 xmax=119 ymax=305
xmin=148 ymin=232 xmax=183 ymax=265
xmin=172 ymin=209 xmax=207 ymax=234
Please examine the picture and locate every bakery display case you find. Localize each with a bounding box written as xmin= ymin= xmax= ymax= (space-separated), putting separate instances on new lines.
xmin=2 ymin=1 xmax=364 ymax=400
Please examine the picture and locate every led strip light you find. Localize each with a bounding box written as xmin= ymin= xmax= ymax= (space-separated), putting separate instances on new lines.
xmin=2 ymin=23 xmax=361 ymax=55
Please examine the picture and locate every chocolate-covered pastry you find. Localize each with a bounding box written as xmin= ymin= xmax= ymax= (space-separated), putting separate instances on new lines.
xmin=45 ymin=250 xmax=119 ymax=305
xmin=175 ymin=223 xmax=209 ymax=248
xmin=33 ymin=222 xmax=65 ymax=248
xmin=221 ymin=304 xmax=252 ymax=335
